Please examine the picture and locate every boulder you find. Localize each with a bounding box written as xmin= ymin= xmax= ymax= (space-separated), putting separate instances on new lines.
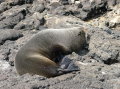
xmin=0 ymin=29 xmax=23 ymax=45
xmin=31 ymin=0 xmax=45 ymax=13
xmin=14 ymin=12 xmax=45 ymax=30
xmin=0 ymin=5 xmax=27 ymax=29
xmin=88 ymin=28 xmax=120 ymax=64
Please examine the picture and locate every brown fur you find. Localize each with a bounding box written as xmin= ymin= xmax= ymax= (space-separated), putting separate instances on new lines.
xmin=15 ymin=27 xmax=86 ymax=77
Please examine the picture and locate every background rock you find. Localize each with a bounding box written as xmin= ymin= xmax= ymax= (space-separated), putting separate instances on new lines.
xmin=0 ymin=5 xmax=27 ymax=29
xmin=0 ymin=0 xmax=120 ymax=89
xmin=31 ymin=1 xmax=45 ymax=13
xmin=88 ymin=28 xmax=120 ymax=64
xmin=0 ymin=29 xmax=23 ymax=45
xmin=14 ymin=12 xmax=45 ymax=30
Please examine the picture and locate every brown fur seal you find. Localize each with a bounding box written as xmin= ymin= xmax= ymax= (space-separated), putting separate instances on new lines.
xmin=15 ymin=27 xmax=86 ymax=78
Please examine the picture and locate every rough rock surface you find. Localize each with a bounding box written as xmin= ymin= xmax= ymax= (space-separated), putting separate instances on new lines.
xmin=0 ymin=29 xmax=23 ymax=45
xmin=88 ymin=28 xmax=120 ymax=64
xmin=0 ymin=0 xmax=120 ymax=89
xmin=87 ymin=4 xmax=120 ymax=30
xmin=14 ymin=12 xmax=45 ymax=30
xmin=0 ymin=5 xmax=27 ymax=29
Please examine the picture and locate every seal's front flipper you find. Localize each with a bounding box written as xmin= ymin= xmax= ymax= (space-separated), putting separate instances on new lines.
xmin=57 ymin=56 xmax=80 ymax=75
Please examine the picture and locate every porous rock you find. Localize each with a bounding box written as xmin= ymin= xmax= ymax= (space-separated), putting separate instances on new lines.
xmin=88 ymin=28 xmax=120 ymax=64
xmin=14 ymin=12 xmax=45 ymax=30
xmin=0 ymin=5 xmax=27 ymax=29
xmin=31 ymin=0 xmax=45 ymax=13
xmin=0 ymin=29 xmax=23 ymax=45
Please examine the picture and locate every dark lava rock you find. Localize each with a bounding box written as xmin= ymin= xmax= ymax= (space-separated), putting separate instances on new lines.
xmin=78 ymin=0 xmax=108 ymax=20
xmin=0 ymin=5 xmax=27 ymax=29
xmin=60 ymin=0 xmax=69 ymax=5
xmin=49 ymin=0 xmax=109 ymax=21
xmin=106 ymin=0 xmax=120 ymax=7
xmin=0 ymin=0 xmax=5 ymax=4
xmin=0 ymin=47 xmax=10 ymax=61
xmin=14 ymin=12 xmax=45 ymax=30
xmin=31 ymin=1 xmax=45 ymax=13
xmin=48 ymin=0 xmax=120 ymax=21
xmin=7 ymin=0 xmax=34 ymax=6
xmin=0 ymin=2 xmax=12 ymax=14
xmin=0 ymin=29 xmax=23 ymax=45
xmin=88 ymin=28 xmax=120 ymax=64
xmin=0 ymin=0 xmax=33 ymax=14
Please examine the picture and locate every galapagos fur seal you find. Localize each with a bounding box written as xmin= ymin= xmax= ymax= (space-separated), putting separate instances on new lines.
xmin=15 ymin=27 xmax=87 ymax=77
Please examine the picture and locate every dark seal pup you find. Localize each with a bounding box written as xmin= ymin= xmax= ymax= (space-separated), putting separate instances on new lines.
xmin=15 ymin=27 xmax=86 ymax=77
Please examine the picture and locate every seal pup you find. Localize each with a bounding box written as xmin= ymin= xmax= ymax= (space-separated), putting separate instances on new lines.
xmin=15 ymin=27 xmax=86 ymax=77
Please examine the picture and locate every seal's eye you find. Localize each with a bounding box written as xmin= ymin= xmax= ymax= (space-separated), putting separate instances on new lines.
xmin=78 ymin=31 xmax=84 ymax=36
xmin=78 ymin=32 xmax=82 ymax=36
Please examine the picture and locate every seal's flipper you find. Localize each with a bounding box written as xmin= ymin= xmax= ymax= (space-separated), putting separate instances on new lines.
xmin=57 ymin=56 xmax=80 ymax=75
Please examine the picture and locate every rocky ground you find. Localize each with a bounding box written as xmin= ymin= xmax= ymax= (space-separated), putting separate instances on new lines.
xmin=0 ymin=0 xmax=120 ymax=89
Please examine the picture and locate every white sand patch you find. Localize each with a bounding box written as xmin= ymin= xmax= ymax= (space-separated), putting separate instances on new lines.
xmin=78 ymin=61 xmax=89 ymax=65
xmin=0 ymin=60 xmax=10 ymax=70
xmin=101 ymin=71 xmax=106 ymax=75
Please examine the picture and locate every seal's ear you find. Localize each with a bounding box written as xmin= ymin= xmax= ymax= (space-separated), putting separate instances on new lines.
xmin=86 ymin=33 xmax=90 ymax=44
xmin=82 ymin=28 xmax=90 ymax=49
xmin=82 ymin=28 xmax=90 ymax=43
